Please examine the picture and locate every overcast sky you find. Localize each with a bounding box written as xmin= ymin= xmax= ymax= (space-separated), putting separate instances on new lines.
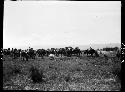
xmin=3 ymin=1 xmax=121 ymax=49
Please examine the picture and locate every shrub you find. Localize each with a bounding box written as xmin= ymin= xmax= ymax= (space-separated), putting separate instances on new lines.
xmin=29 ymin=66 xmax=46 ymax=83
xmin=64 ymin=75 xmax=71 ymax=82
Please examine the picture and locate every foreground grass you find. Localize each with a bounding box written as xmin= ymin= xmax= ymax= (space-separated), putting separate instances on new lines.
xmin=3 ymin=55 xmax=121 ymax=91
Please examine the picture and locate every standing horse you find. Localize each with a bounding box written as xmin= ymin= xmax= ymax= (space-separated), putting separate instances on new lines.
xmin=21 ymin=50 xmax=29 ymax=61
xmin=36 ymin=49 xmax=46 ymax=59
xmin=28 ymin=48 xmax=36 ymax=59
xmin=84 ymin=48 xmax=99 ymax=57
xmin=73 ymin=47 xmax=82 ymax=57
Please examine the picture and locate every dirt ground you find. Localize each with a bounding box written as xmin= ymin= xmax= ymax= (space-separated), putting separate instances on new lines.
xmin=3 ymin=55 xmax=121 ymax=91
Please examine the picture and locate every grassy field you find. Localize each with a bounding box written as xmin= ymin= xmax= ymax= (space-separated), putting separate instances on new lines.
xmin=3 ymin=54 xmax=121 ymax=91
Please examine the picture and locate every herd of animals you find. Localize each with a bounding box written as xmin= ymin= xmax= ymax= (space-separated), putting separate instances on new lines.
xmin=2 ymin=46 xmax=121 ymax=61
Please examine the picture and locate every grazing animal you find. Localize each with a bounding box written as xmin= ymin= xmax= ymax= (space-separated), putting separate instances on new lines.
xmin=72 ymin=47 xmax=82 ymax=57
xmin=27 ymin=48 xmax=36 ymax=59
xmin=36 ymin=49 xmax=46 ymax=59
xmin=12 ymin=48 xmax=21 ymax=59
xmin=84 ymin=48 xmax=99 ymax=57
xmin=65 ymin=47 xmax=73 ymax=57
xmin=57 ymin=48 xmax=66 ymax=57
xmin=21 ymin=50 xmax=29 ymax=61
xmin=3 ymin=48 xmax=11 ymax=56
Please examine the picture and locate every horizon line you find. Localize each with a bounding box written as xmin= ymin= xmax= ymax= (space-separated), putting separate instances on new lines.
xmin=3 ymin=43 xmax=121 ymax=50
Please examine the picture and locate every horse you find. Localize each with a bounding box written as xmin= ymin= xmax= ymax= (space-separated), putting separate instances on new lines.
xmin=84 ymin=48 xmax=99 ymax=57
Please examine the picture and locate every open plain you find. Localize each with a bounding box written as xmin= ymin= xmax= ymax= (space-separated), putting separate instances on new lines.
xmin=3 ymin=52 xmax=121 ymax=91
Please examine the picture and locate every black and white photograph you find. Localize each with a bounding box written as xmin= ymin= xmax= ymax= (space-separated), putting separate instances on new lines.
xmin=3 ymin=1 xmax=121 ymax=91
